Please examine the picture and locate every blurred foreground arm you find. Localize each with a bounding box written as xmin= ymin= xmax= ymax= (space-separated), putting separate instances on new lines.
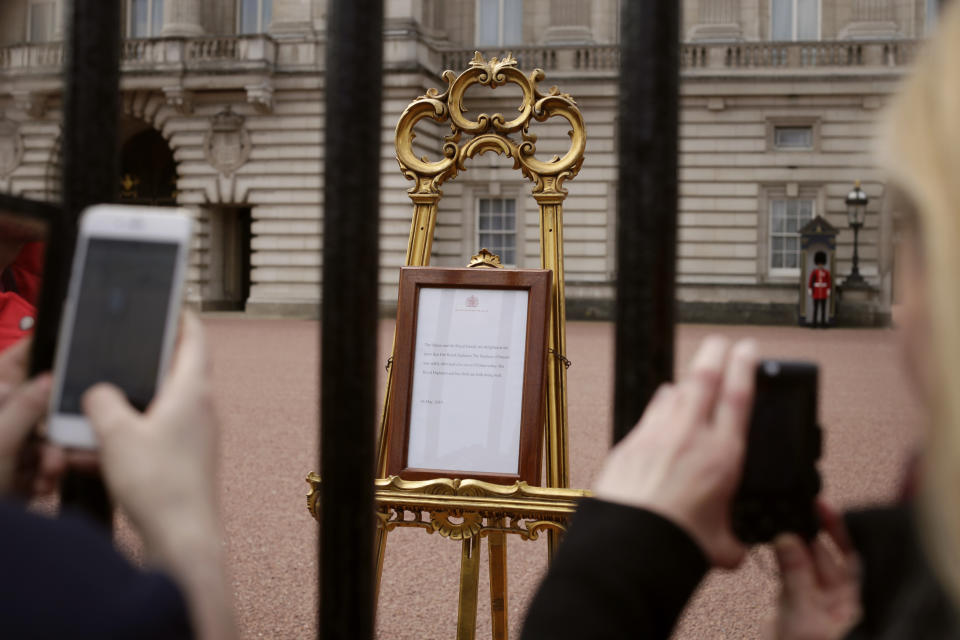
xmin=84 ymin=312 xmax=236 ymax=640
xmin=522 ymin=337 xmax=758 ymax=639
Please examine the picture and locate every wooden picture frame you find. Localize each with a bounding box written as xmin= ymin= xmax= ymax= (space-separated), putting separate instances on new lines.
xmin=386 ymin=266 xmax=552 ymax=485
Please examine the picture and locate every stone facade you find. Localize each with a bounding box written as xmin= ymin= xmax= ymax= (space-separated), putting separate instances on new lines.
xmin=0 ymin=0 xmax=936 ymax=321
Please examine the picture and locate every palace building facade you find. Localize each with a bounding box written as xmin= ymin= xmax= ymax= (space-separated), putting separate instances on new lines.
xmin=0 ymin=0 xmax=938 ymax=322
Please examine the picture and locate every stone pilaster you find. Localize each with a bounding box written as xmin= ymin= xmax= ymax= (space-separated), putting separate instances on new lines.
xmin=840 ymin=0 xmax=898 ymax=38
xmin=688 ymin=0 xmax=742 ymax=41
xmin=269 ymin=0 xmax=313 ymax=35
xmin=853 ymin=0 xmax=895 ymax=21
xmin=161 ymin=0 xmax=203 ymax=37
xmin=542 ymin=0 xmax=593 ymax=43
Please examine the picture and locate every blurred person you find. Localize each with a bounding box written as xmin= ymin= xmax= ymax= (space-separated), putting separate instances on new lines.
xmin=0 ymin=216 xmax=45 ymax=351
xmin=522 ymin=3 xmax=960 ymax=639
xmin=0 ymin=313 xmax=236 ymax=639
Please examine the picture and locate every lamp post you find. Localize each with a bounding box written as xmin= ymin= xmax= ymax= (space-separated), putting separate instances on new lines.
xmin=844 ymin=180 xmax=868 ymax=287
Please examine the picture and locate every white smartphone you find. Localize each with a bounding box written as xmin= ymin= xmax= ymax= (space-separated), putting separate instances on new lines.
xmin=47 ymin=204 xmax=193 ymax=449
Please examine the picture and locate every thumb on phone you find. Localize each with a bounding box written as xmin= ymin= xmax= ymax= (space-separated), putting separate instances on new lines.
xmin=774 ymin=533 xmax=818 ymax=596
xmin=83 ymin=383 xmax=140 ymax=441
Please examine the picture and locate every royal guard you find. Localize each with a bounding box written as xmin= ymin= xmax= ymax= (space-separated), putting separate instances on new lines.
xmin=807 ymin=251 xmax=831 ymax=328
xmin=0 ymin=218 xmax=44 ymax=351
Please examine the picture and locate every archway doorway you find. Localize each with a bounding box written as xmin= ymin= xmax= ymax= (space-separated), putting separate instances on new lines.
xmin=119 ymin=128 xmax=177 ymax=205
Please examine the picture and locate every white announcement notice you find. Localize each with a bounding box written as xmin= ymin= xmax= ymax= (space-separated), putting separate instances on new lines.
xmin=406 ymin=287 xmax=529 ymax=474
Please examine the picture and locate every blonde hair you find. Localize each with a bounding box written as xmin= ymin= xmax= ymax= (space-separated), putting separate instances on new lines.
xmin=883 ymin=1 xmax=960 ymax=604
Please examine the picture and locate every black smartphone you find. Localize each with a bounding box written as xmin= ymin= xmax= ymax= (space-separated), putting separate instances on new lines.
xmin=732 ymin=360 xmax=822 ymax=544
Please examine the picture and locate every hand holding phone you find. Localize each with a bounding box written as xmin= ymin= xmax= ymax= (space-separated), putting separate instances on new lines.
xmin=47 ymin=205 xmax=192 ymax=449
xmin=593 ymin=337 xmax=759 ymax=569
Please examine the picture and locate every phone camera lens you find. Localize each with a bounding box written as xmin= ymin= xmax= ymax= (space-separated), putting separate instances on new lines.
xmin=763 ymin=361 xmax=781 ymax=377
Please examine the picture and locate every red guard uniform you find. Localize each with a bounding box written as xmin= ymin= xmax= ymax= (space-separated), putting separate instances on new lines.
xmin=808 ymin=267 xmax=831 ymax=300
xmin=808 ymin=265 xmax=831 ymax=328
xmin=0 ymin=242 xmax=43 ymax=352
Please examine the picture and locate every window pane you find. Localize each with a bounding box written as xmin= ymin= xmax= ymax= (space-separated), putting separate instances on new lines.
xmin=477 ymin=0 xmax=500 ymax=46
xmin=785 ymin=251 xmax=798 ymax=269
xmin=504 ymin=199 xmax=515 ymax=214
xmin=927 ymin=0 xmax=940 ymax=33
xmin=786 ymin=236 xmax=799 ymax=251
xmin=262 ymin=0 xmax=273 ymax=30
xmin=774 ymin=126 xmax=813 ymax=149
xmin=772 ymin=236 xmax=784 ymax=252
xmin=492 ymin=198 xmax=503 ymax=214
xmin=797 ymin=0 xmax=819 ymax=39
xmin=771 ymin=200 xmax=785 ymax=232
xmin=771 ymin=251 xmax=784 ymax=269
xmin=239 ymin=0 xmax=259 ymax=33
xmin=504 ymin=211 xmax=515 ymax=231
xmin=151 ymin=0 xmax=165 ymax=35
xmin=479 ymin=215 xmax=492 ymax=230
xmin=772 ymin=214 xmax=785 ymax=233
xmin=130 ymin=0 xmax=149 ymax=37
xmin=800 ymin=200 xmax=813 ymax=218
xmin=479 ymin=199 xmax=490 ymax=214
xmin=771 ymin=0 xmax=793 ymax=40
xmin=30 ymin=2 xmax=55 ymax=42
xmin=503 ymin=0 xmax=523 ymax=45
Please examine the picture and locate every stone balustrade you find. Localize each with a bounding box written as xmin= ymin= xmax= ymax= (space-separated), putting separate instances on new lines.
xmin=681 ymin=39 xmax=918 ymax=69
xmin=441 ymin=39 xmax=918 ymax=74
xmin=0 ymin=42 xmax=64 ymax=71
xmin=0 ymin=34 xmax=276 ymax=74
xmin=0 ymin=36 xmax=919 ymax=78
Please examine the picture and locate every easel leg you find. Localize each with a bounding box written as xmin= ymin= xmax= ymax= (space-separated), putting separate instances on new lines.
xmin=457 ymin=536 xmax=482 ymax=640
xmin=488 ymin=531 xmax=508 ymax=640
xmin=547 ymin=530 xmax=561 ymax=562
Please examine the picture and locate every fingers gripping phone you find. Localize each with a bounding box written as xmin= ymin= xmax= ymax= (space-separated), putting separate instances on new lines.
xmin=732 ymin=361 xmax=823 ymax=544
xmin=47 ymin=205 xmax=192 ymax=449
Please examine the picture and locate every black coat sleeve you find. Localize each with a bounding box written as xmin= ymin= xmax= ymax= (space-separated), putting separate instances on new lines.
xmin=521 ymin=498 xmax=708 ymax=640
xmin=0 ymin=500 xmax=193 ymax=639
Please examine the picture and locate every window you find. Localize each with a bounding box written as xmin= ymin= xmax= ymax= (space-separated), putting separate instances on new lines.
xmin=28 ymin=1 xmax=57 ymax=42
xmin=774 ymin=126 xmax=814 ymax=150
xmin=477 ymin=197 xmax=517 ymax=266
xmin=927 ymin=0 xmax=941 ymax=34
xmin=238 ymin=0 xmax=273 ymax=34
xmin=771 ymin=0 xmax=819 ymax=41
xmin=769 ymin=198 xmax=814 ymax=273
xmin=476 ymin=0 xmax=522 ymax=47
xmin=128 ymin=0 xmax=164 ymax=37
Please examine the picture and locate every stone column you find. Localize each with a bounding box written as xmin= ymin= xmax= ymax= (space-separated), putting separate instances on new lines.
xmin=853 ymin=0 xmax=895 ymax=21
xmin=688 ymin=0 xmax=741 ymax=41
xmin=161 ymin=0 xmax=203 ymax=37
xmin=542 ymin=0 xmax=593 ymax=43
xmin=840 ymin=0 xmax=897 ymax=38
xmin=699 ymin=0 xmax=739 ymax=24
xmin=270 ymin=0 xmax=313 ymax=34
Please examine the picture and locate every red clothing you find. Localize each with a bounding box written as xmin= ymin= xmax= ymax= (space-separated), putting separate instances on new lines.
xmin=808 ymin=267 xmax=831 ymax=300
xmin=0 ymin=242 xmax=43 ymax=352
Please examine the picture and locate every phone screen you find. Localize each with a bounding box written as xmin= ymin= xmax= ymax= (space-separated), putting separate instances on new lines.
xmin=58 ymin=238 xmax=179 ymax=414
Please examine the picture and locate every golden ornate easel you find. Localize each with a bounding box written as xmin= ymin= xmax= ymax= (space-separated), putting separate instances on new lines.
xmin=307 ymin=53 xmax=589 ymax=640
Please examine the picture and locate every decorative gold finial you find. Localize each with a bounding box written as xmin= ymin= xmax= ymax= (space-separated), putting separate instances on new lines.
xmin=468 ymin=248 xmax=504 ymax=269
